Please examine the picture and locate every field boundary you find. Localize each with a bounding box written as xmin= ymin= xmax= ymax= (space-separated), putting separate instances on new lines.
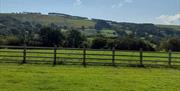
xmin=0 ymin=45 xmax=180 ymax=67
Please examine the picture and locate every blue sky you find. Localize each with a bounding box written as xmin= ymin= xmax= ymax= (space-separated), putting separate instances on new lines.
xmin=0 ymin=0 xmax=180 ymax=25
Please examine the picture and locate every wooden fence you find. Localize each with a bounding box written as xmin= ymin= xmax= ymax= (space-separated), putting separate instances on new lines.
xmin=0 ymin=45 xmax=180 ymax=67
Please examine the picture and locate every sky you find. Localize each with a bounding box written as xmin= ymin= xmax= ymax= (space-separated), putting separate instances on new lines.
xmin=0 ymin=0 xmax=180 ymax=25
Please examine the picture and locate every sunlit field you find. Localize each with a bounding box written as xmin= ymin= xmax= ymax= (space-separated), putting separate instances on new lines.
xmin=0 ymin=49 xmax=180 ymax=91
xmin=0 ymin=64 xmax=180 ymax=91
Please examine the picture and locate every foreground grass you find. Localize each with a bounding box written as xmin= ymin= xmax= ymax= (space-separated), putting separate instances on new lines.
xmin=0 ymin=64 xmax=180 ymax=91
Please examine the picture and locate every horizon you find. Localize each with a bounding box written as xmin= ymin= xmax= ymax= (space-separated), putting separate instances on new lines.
xmin=0 ymin=0 xmax=180 ymax=25
xmin=0 ymin=12 xmax=179 ymax=26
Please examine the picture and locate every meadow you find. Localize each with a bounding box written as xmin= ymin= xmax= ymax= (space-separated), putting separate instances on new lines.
xmin=0 ymin=64 xmax=180 ymax=91
xmin=0 ymin=48 xmax=180 ymax=91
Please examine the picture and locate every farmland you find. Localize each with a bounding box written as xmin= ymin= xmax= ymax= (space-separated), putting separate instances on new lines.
xmin=0 ymin=47 xmax=180 ymax=91
xmin=0 ymin=63 xmax=180 ymax=91
xmin=0 ymin=1 xmax=180 ymax=91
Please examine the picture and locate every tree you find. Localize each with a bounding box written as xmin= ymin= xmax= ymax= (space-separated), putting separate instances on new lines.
xmin=115 ymin=37 xmax=154 ymax=51
xmin=160 ymin=38 xmax=180 ymax=51
xmin=0 ymin=36 xmax=21 ymax=46
xmin=81 ymin=26 xmax=85 ymax=31
xmin=39 ymin=27 xmax=65 ymax=47
xmin=6 ymin=36 xmax=21 ymax=46
xmin=65 ymin=29 xmax=86 ymax=48
xmin=91 ymin=37 xmax=107 ymax=49
xmin=95 ymin=20 xmax=111 ymax=30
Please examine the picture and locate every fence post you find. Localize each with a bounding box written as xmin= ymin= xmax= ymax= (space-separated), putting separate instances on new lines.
xmin=140 ymin=48 xmax=143 ymax=66
xmin=168 ymin=50 xmax=172 ymax=67
xmin=83 ymin=46 xmax=86 ymax=67
xmin=53 ymin=45 xmax=57 ymax=66
xmin=112 ymin=47 xmax=116 ymax=66
xmin=22 ymin=44 xmax=27 ymax=64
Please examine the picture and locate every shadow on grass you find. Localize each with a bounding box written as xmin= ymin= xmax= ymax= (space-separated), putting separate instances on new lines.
xmin=1 ymin=61 xmax=180 ymax=70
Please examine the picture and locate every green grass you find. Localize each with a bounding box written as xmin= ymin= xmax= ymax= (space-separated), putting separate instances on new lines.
xmin=0 ymin=64 xmax=180 ymax=91
xmin=100 ymin=29 xmax=118 ymax=37
xmin=82 ymin=29 xmax=118 ymax=38
xmin=82 ymin=29 xmax=97 ymax=37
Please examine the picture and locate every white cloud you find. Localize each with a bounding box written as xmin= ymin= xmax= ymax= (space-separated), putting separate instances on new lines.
xmin=73 ymin=0 xmax=82 ymax=6
xmin=155 ymin=14 xmax=180 ymax=25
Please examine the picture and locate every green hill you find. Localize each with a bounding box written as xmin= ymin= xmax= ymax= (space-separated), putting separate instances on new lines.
xmin=157 ymin=25 xmax=180 ymax=31
xmin=0 ymin=12 xmax=180 ymax=41
xmin=0 ymin=13 xmax=95 ymax=28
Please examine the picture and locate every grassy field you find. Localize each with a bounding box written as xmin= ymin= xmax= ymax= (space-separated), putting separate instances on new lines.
xmin=0 ymin=63 xmax=180 ymax=91
xmin=82 ymin=29 xmax=118 ymax=38
xmin=100 ymin=29 xmax=118 ymax=37
xmin=0 ymin=49 xmax=180 ymax=91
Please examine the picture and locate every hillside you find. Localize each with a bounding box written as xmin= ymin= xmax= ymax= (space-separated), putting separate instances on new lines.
xmin=0 ymin=12 xmax=180 ymax=45
xmin=157 ymin=25 xmax=180 ymax=31
xmin=0 ymin=13 xmax=95 ymax=28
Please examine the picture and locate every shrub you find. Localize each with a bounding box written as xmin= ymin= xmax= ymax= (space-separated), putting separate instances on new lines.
xmin=115 ymin=38 xmax=155 ymax=51
xmin=160 ymin=37 xmax=180 ymax=51
xmin=39 ymin=27 xmax=65 ymax=47
xmin=91 ymin=37 xmax=107 ymax=49
xmin=65 ymin=29 xmax=86 ymax=48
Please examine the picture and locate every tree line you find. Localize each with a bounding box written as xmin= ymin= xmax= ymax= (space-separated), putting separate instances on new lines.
xmin=0 ymin=26 xmax=180 ymax=51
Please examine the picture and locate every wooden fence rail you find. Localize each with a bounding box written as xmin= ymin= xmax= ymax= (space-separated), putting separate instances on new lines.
xmin=0 ymin=45 xmax=180 ymax=67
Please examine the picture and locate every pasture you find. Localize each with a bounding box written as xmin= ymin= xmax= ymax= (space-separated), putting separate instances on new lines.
xmin=0 ymin=46 xmax=180 ymax=91
xmin=0 ymin=64 xmax=180 ymax=91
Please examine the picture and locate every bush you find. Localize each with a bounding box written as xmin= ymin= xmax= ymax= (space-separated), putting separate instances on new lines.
xmin=6 ymin=36 xmax=21 ymax=45
xmin=0 ymin=38 xmax=7 ymax=45
xmin=0 ymin=36 xmax=21 ymax=46
xmin=91 ymin=37 xmax=107 ymax=49
xmin=160 ymin=38 xmax=180 ymax=51
xmin=39 ymin=27 xmax=65 ymax=47
xmin=115 ymin=38 xmax=155 ymax=51
xmin=65 ymin=29 xmax=86 ymax=48
xmin=95 ymin=20 xmax=111 ymax=30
